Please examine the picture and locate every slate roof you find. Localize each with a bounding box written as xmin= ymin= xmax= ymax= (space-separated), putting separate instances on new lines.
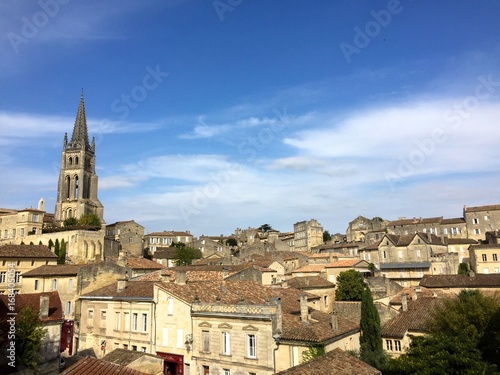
xmin=61 ymin=356 xmax=148 ymax=375
xmin=381 ymin=297 xmax=444 ymax=338
xmin=0 ymin=291 xmax=62 ymax=322
xmin=287 ymin=276 xmax=335 ymax=289
xmin=420 ymin=274 xmax=500 ymax=288
xmin=0 ymin=244 xmax=57 ymax=258
xmin=276 ymin=348 xmax=381 ymax=375
xmin=22 ymin=264 xmax=81 ymax=277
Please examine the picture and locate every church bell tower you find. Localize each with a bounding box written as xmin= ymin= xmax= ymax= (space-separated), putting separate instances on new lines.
xmin=54 ymin=92 xmax=104 ymax=225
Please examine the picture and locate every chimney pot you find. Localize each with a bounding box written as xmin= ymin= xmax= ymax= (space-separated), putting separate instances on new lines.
xmin=401 ymin=293 xmax=408 ymax=312
xmin=175 ymin=270 xmax=186 ymax=285
xmin=300 ymin=294 xmax=308 ymax=323
xmin=331 ymin=311 xmax=338 ymax=330
xmin=39 ymin=295 xmax=49 ymax=319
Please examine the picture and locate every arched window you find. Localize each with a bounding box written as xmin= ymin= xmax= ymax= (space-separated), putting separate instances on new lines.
xmin=65 ymin=175 xmax=71 ymax=199
xmin=68 ymin=208 xmax=73 ymax=218
xmin=75 ymin=156 xmax=79 ymax=165
xmin=74 ymin=176 xmax=79 ymax=199
xmin=68 ymin=157 xmax=73 ymax=166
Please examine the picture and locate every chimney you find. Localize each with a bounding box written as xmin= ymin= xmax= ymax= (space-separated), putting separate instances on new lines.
xmin=401 ymin=293 xmax=408 ymax=312
xmin=329 ymin=252 xmax=333 ymax=264
xmin=175 ymin=270 xmax=186 ymax=285
xmin=411 ymin=290 xmax=417 ymax=301
xmin=331 ymin=311 xmax=338 ymax=330
xmin=117 ymin=278 xmax=128 ymax=292
xmin=39 ymin=295 xmax=49 ymax=319
xmin=117 ymin=247 xmax=127 ymax=267
xmin=300 ymin=294 xmax=308 ymax=323
xmin=427 ymin=232 xmax=432 ymax=243
xmin=281 ymin=280 xmax=288 ymax=288
xmin=272 ymin=297 xmax=282 ymax=335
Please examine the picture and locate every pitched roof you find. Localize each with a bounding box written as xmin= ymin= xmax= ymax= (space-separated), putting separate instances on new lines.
xmin=464 ymin=204 xmax=500 ymax=212
xmin=292 ymin=264 xmax=326 ymax=273
xmin=325 ymin=259 xmax=366 ymax=268
xmin=276 ymin=348 xmax=381 ymax=375
xmin=469 ymin=244 xmax=500 ymax=251
xmin=440 ymin=217 xmax=466 ymax=224
xmin=380 ymin=262 xmax=431 ymax=270
xmin=107 ymin=256 xmax=162 ymax=270
xmin=0 ymin=244 xmax=57 ymax=258
xmin=381 ymin=297 xmax=444 ymax=338
xmin=0 ymin=291 xmax=62 ymax=322
xmin=22 ymin=264 xmax=81 ymax=277
xmin=81 ymin=281 xmax=159 ymax=299
xmin=445 ymin=238 xmax=478 ymax=245
xmin=145 ymin=231 xmax=192 ymax=237
xmin=61 ymin=356 xmax=148 ymax=375
xmin=102 ymin=348 xmax=162 ymax=366
xmin=420 ymin=274 xmax=500 ymax=288
xmin=286 ymin=276 xmax=335 ymax=289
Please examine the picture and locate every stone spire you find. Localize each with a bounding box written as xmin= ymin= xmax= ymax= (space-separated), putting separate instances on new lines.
xmin=70 ymin=91 xmax=90 ymax=150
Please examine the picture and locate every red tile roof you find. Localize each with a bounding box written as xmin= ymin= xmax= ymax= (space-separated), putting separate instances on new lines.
xmin=325 ymin=259 xmax=366 ymax=268
xmin=0 ymin=244 xmax=57 ymax=258
xmin=0 ymin=291 xmax=63 ymax=322
xmin=107 ymin=256 xmax=162 ymax=270
xmin=81 ymin=281 xmax=159 ymax=299
xmin=22 ymin=264 xmax=81 ymax=277
xmin=420 ymin=274 xmax=500 ymax=288
xmin=61 ymin=356 xmax=149 ymax=375
xmin=287 ymin=276 xmax=335 ymax=289
xmin=276 ymin=348 xmax=380 ymax=375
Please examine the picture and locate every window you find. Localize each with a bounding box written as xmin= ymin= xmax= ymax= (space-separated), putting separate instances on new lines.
xmin=493 ymin=254 xmax=498 ymax=262
xmin=34 ymin=279 xmax=39 ymax=291
xmin=485 ymin=215 xmax=490 ymax=220
xmin=474 ymin=229 xmax=481 ymax=235
xmin=123 ymin=344 xmax=128 ymax=350
xmin=132 ymin=313 xmax=138 ymax=331
xmin=101 ymin=310 xmax=107 ymax=328
xmin=115 ymin=312 xmax=121 ymax=330
xmin=223 ymin=370 xmax=230 ymax=375
xmin=124 ymin=312 xmax=130 ymax=331
xmin=451 ymin=227 xmax=458 ymax=235
xmin=142 ymin=313 xmax=147 ymax=332
xmin=167 ymin=297 xmax=174 ymax=315
xmin=0 ymin=272 xmax=6 ymax=283
xmin=88 ymin=309 xmax=94 ymax=320
xmin=202 ymin=331 xmax=210 ymax=352
xmin=383 ymin=251 xmax=387 ymax=259
xmin=494 ymin=267 xmax=499 ymax=273
xmin=323 ymin=295 xmax=328 ymax=307
xmin=247 ymin=334 xmax=256 ymax=358
xmin=443 ymin=228 xmax=448 ymax=235
xmin=132 ymin=345 xmax=137 ymax=351
xmin=20 ymin=228 xmax=24 ymax=237
xmin=68 ymin=279 xmax=73 ymax=291
xmin=386 ymin=340 xmax=393 ymax=351
xmin=141 ymin=347 xmax=147 ymax=352
xmin=15 ymin=272 xmax=21 ymax=283
xmin=398 ymin=251 xmax=403 ymax=259
xmin=484 ymin=268 xmax=490 ymax=274
xmin=129 ymin=237 xmax=133 ymax=243
xmin=395 ymin=340 xmax=402 ymax=351
xmin=416 ymin=249 xmax=421 ymax=258
xmin=482 ymin=254 xmax=487 ymax=262
xmin=473 ymin=218 xmax=479 ymax=224
xmin=52 ymin=279 xmax=58 ymax=290
xmin=222 ymin=332 xmax=231 ymax=355
xmin=65 ymin=301 xmax=73 ymax=315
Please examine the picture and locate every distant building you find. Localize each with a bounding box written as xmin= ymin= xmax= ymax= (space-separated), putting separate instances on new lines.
xmin=463 ymin=204 xmax=500 ymax=240
xmin=469 ymin=244 xmax=500 ymax=274
xmin=105 ymin=220 xmax=145 ymax=257
xmin=144 ymin=230 xmax=193 ymax=255
xmin=293 ymin=219 xmax=323 ymax=252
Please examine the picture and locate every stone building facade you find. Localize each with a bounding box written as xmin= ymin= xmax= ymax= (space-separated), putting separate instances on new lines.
xmin=105 ymin=220 xmax=145 ymax=257
xmin=464 ymin=204 xmax=500 ymax=241
xmin=293 ymin=219 xmax=323 ymax=252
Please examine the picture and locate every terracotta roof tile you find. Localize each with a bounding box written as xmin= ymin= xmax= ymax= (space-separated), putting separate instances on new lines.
xmin=287 ymin=276 xmax=335 ymax=289
xmin=102 ymin=348 xmax=162 ymax=366
xmin=420 ymin=274 xmax=500 ymax=288
xmin=276 ymin=348 xmax=380 ymax=375
xmin=441 ymin=217 xmax=466 ymax=224
xmin=0 ymin=291 xmax=63 ymax=322
xmin=107 ymin=256 xmax=162 ymax=270
xmin=292 ymin=264 xmax=326 ymax=273
xmin=81 ymin=281 xmax=159 ymax=299
xmin=61 ymin=356 xmax=149 ymax=375
xmin=325 ymin=259 xmax=365 ymax=268
xmin=0 ymin=244 xmax=57 ymax=258
xmin=22 ymin=264 xmax=81 ymax=277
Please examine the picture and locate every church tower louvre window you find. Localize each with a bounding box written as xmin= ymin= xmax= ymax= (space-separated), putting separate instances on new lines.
xmin=54 ymin=92 xmax=104 ymax=226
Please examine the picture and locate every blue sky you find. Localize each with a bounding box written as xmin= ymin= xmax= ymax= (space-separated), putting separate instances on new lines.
xmin=1 ymin=1 xmax=500 ymax=236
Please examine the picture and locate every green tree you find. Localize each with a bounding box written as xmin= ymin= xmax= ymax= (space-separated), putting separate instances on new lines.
xmin=387 ymin=290 xmax=500 ymax=374
xmin=323 ymin=230 xmax=332 ymax=243
xmin=58 ymin=239 xmax=66 ymax=264
xmin=54 ymin=238 xmax=60 ymax=259
xmin=38 ymin=241 xmax=42 ymax=245
xmin=458 ymin=262 xmax=470 ymax=275
xmin=15 ymin=306 xmax=47 ymax=370
xmin=173 ymin=242 xmax=202 ymax=266
xmin=335 ymin=269 xmax=366 ymax=301
xmin=258 ymin=224 xmax=273 ymax=232
xmin=78 ymin=213 xmax=101 ymax=227
xmin=301 ymin=343 xmax=325 ymax=363
xmin=63 ymin=217 xmax=78 ymax=227
xmin=48 ymin=239 xmax=54 ymax=249
xmin=225 ymin=238 xmax=238 ymax=247
xmin=360 ymin=288 xmax=385 ymax=369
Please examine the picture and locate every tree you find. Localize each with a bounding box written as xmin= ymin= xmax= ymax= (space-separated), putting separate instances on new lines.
xmin=458 ymin=262 xmax=470 ymax=275
xmin=258 ymin=224 xmax=273 ymax=232
xmin=48 ymin=239 xmax=54 ymax=249
xmin=335 ymin=269 xmax=366 ymax=301
xmin=225 ymin=238 xmax=238 ymax=247
xmin=387 ymin=290 xmax=500 ymax=374
xmin=63 ymin=217 xmax=78 ymax=227
xmin=78 ymin=213 xmax=101 ymax=227
xmin=173 ymin=242 xmax=202 ymax=266
xmin=323 ymin=230 xmax=332 ymax=243
xmin=360 ymin=288 xmax=385 ymax=369
xmin=15 ymin=306 xmax=47 ymax=370
xmin=58 ymin=239 xmax=66 ymax=264
xmin=301 ymin=343 xmax=325 ymax=363
xmin=54 ymin=238 xmax=60 ymax=259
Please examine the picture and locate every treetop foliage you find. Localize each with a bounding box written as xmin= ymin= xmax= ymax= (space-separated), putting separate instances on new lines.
xmin=335 ymin=269 xmax=366 ymax=301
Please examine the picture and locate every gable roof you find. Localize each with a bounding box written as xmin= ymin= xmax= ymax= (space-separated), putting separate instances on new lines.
xmin=80 ymin=281 xmax=160 ymax=300
xmin=287 ymin=276 xmax=335 ymax=289
xmin=381 ymin=297 xmax=444 ymax=338
xmin=420 ymin=274 xmax=500 ymax=288
xmin=325 ymin=259 xmax=368 ymax=268
xmin=0 ymin=291 xmax=63 ymax=322
xmin=22 ymin=264 xmax=81 ymax=277
xmin=0 ymin=244 xmax=57 ymax=259
xmin=61 ymin=356 xmax=149 ymax=375
xmin=292 ymin=264 xmax=326 ymax=273
xmin=464 ymin=204 xmax=500 ymax=212
xmin=276 ymin=348 xmax=381 ymax=375
xmin=107 ymin=256 xmax=162 ymax=270
xmin=102 ymin=348 xmax=162 ymax=366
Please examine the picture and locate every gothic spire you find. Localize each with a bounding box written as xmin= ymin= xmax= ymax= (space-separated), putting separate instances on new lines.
xmin=70 ymin=91 xmax=90 ymax=150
